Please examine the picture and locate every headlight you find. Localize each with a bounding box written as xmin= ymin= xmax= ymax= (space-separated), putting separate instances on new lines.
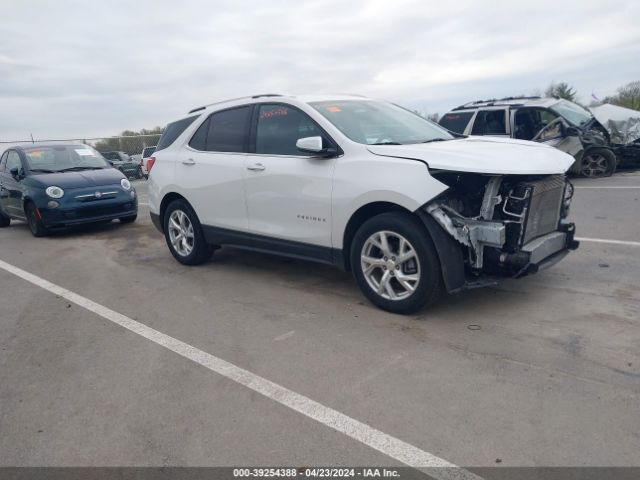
xmin=45 ymin=186 xmax=64 ymax=198
xmin=121 ymin=178 xmax=131 ymax=190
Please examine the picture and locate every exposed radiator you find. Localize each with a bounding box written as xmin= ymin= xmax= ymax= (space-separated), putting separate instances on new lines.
xmin=522 ymin=175 xmax=566 ymax=244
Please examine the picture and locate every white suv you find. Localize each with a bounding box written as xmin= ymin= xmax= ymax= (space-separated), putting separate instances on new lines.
xmin=148 ymin=94 xmax=579 ymax=314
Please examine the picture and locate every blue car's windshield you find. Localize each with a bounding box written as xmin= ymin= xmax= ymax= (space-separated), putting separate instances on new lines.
xmin=23 ymin=145 xmax=110 ymax=172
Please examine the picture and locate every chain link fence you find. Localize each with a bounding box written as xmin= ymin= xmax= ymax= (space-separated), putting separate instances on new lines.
xmin=1 ymin=133 xmax=163 ymax=161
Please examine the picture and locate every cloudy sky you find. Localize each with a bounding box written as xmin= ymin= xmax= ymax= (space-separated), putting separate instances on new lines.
xmin=1 ymin=0 xmax=639 ymax=141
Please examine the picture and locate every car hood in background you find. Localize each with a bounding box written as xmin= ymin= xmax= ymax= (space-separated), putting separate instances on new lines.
xmin=366 ymin=136 xmax=575 ymax=175
xmin=29 ymin=168 xmax=125 ymax=188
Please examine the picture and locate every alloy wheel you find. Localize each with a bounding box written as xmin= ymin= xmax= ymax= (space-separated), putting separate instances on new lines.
xmin=581 ymin=154 xmax=609 ymax=178
xmin=360 ymin=230 xmax=420 ymax=301
xmin=168 ymin=209 xmax=195 ymax=257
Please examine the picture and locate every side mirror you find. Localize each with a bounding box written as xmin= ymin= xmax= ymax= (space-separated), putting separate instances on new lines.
xmin=296 ymin=136 xmax=337 ymax=157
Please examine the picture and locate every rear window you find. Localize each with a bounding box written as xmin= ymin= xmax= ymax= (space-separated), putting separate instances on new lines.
xmin=142 ymin=146 xmax=156 ymax=158
xmin=439 ymin=112 xmax=473 ymax=134
xmin=156 ymin=115 xmax=199 ymax=151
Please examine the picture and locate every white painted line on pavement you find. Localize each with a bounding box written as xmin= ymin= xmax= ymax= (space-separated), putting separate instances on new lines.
xmin=574 ymin=186 xmax=640 ymax=189
xmin=138 ymin=202 xmax=149 ymax=206
xmin=576 ymin=237 xmax=640 ymax=247
xmin=274 ymin=330 xmax=295 ymax=341
xmin=0 ymin=258 xmax=479 ymax=480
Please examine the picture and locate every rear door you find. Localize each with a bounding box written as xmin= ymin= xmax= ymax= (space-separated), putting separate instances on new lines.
xmin=180 ymin=105 xmax=252 ymax=232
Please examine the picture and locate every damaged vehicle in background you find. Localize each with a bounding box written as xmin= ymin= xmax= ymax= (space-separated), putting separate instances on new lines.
xmin=439 ymin=96 xmax=617 ymax=178
xmin=148 ymin=94 xmax=579 ymax=314
xmin=590 ymin=103 xmax=640 ymax=168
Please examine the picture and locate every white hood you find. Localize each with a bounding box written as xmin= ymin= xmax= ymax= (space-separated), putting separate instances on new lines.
xmin=366 ymin=136 xmax=575 ymax=175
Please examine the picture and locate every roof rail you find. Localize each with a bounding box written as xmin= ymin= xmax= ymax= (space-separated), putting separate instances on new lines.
xmin=251 ymin=93 xmax=284 ymax=99
xmin=187 ymin=94 xmax=287 ymax=114
xmin=451 ymin=95 xmax=543 ymax=111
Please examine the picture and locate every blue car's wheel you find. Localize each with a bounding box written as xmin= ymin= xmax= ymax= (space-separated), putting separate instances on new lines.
xmin=0 ymin=211 xmax=10 ymax=227
xmin=25 ymin=202 xmax=48 ymax=237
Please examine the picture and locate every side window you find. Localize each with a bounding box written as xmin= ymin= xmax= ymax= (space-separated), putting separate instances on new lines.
xmin=439 ymin=112 xmax=473 ymax=134
xmin=471 ymin=110 xmax=507 ymax=135
xmin=156 ymin=115 xmax=200 ymax=151
xmin=206 ymin=106 xmax=251 ymax=152
xmin=256 ymin=104 xmax=323 ymax=155
xmin=514 ymin=108 xmax=559 ymax=140
xmin=189 ymin=117 xmax=210 ymax=151
xmin=0 ymin=152 xmax=7 ymax=172
xmin=6 ymin=151 xmax=22 ymax=172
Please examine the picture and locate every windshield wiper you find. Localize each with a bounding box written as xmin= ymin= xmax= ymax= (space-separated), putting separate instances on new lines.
xmin=421 ymin=138 xmax=448 ymax=143
xmin=57 ymin=166 xmax=104 ymax=172
xmin=29 ymin=168 xmax=57 ymax=174
xmin=371 ymin=141 xmax=402 ymax=145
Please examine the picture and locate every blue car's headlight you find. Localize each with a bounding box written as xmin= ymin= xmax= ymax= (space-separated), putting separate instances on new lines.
xmin=45 ymin=186 xmax=64 ymax=198
xmin=121 ymin=178 xmax=131 ymax=190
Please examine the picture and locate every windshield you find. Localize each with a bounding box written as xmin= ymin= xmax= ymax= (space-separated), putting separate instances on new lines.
xmin=23 ymin=145 xmax=110 ymax=172
xmin=550 ymin=99 xmax=593 ymax=127
xmin=310 ymin=100 xmax=454 ymax=145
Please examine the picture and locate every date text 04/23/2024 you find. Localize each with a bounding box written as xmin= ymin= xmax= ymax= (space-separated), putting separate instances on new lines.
xmin=233 ymin=468 xmax=401 ymax=478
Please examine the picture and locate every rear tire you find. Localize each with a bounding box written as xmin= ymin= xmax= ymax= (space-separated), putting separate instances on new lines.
xmin=350 ymin=212 xmax=442 ymax=314
xmin=163 ymin=199 xmax=213 ymax=265
xmin=25 ymin=202 xmax=48 ymax=237
xmin=580 ymin=148 xmax=616 ymax=178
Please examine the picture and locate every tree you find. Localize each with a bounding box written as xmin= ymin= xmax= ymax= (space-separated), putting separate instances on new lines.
xmin=603 ymin=81 xmax=640 ymax=110
xmin=93 ymin=126 xmax=163 ymax=156
xmin=545 ymin=82 xmax=577 ymax=101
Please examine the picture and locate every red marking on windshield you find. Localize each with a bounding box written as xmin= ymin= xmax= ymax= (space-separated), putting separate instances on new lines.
xmin=260 ymin=108 xmax=289 ymax=120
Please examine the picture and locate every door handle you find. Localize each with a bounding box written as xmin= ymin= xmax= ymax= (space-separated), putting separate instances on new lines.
xmin=246 ymin=162 xmax=265 ymax=171
xmin=182 ymin=158 xmax=196 ymax=166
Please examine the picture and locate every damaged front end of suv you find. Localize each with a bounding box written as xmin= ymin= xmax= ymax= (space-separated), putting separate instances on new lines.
xmin=419 ymin=171 xmax=579 ymax=292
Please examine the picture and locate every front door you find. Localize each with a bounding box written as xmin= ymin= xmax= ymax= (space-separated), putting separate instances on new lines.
xmin=513 ymin=108 xmax=582 ymax=157
xmin=0 ymin=150 xmax=26 ymax=219
xmin=243 ymin=103 xmax=335 ymax=251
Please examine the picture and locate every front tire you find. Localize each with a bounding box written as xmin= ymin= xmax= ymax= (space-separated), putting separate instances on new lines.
xmin=119 ymin=214 xmax=137 ymax=224
xmin=163 ymin=199 xmax=213 ymax=265
xmin=580 ymin=148 xmax=616 ymax=178
xmin=0 ymin=210 xmax=10 ymax=227
xmin=351 ymin=212 xmax=442 ymax=314
xmin=25 ymin=202 xmax=48 ymax=237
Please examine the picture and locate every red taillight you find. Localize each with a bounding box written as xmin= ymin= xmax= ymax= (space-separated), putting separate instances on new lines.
xmin=147 ymin=156 xmax=156 ymax=173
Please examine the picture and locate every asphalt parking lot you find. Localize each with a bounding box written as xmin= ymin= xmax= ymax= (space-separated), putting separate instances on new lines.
xmin=1 ymin=171 xmax=639 ymax=475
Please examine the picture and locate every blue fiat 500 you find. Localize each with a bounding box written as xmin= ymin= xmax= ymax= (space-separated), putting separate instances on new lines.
xmin=0 ymin=143 xmax=138 ymax=237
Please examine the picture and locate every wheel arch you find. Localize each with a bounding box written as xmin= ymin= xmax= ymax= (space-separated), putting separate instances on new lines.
xmin=158 ymin=192 xmax=189 ymax=232
xmin=341 ymin=201 xmax=412 ymax=271
xmin=342 ymin=201 xmax=467 ymax=293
